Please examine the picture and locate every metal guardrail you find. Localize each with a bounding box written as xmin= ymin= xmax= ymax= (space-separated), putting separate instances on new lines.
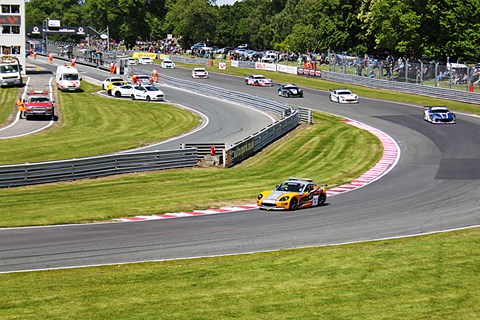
xmin=0 ymin=149 xmax=197 ymax=188
xmin=227 ymin=110 xmax=299 ymax=166
xmin=320 ymin=71 xmax=480 ymax=105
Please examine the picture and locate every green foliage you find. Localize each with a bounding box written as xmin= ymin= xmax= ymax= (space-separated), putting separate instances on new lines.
xmin=25 ymin=0 xmax=480 ymax=60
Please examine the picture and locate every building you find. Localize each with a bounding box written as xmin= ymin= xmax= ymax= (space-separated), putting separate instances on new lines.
xmin=0 ymin=0 xmax=26 ymax=75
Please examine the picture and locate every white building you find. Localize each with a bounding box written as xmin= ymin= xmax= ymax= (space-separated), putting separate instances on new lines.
xmin=0 ymin=0 xmax=26 ymax=75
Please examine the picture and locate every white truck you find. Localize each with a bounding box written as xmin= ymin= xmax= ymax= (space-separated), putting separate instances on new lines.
xmin=56 ymin=65 xmax=81 ymax=92
xmin=0 ymin=55 xmax=22 ymax=87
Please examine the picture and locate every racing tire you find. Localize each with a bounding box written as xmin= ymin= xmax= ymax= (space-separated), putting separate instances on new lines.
xmin=286 ymin=92 xmax=290 ymax=98
xmin=146 ymin=96 xmax=151 ymax=102
xmin=254 ymin=81 xmax=259 ymax=86
xmin=318 ymin=193 xmax=326 ymax=206
xmin=114 ymin=91 xmax=121 ymax=97
xmin=245 ymin=80 xmax=248 ymax=85
xmin=131 ymin=95 xmax=135 ymax=100
xmin=289 ymin=198 xmax=298 ymax=211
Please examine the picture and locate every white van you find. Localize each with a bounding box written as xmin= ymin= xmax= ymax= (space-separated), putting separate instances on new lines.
xmin=56 ymin=65 xmax=81 ymax=92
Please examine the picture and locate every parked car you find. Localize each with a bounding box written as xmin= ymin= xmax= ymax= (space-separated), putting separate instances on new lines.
xmin=329 ymin=89 xmax=359 ymax=103
xmin=423 ymin=106 xmax=456 ymax=124
xmin=138 ymin=57 xmax=153 ymax=64
xmin=101 ymin=76 xmax=124 ymax=90
xmin=257 ymin=177 xmax=327 ymax=211
xmin=106 ymin=80 xmax=128 ymax=95
xmin=244 ymin=74 xmax=273 ymax=86
xmin=133 ymin=75 xmax=153 ymax=85
xmin=160 ymin=59 xmax=175 ymax=69
xmin=192 ymin=68 xmax=209 ymax=78
xmin=111 ymin=84 xmax=135 ymax=98
xmin=130 ymin=85 xmax=165 ymax=101
xmin=127 ymin=57 xmax=137 ymax=66
xmin=278 ymin=84 xmax=303 ymax=98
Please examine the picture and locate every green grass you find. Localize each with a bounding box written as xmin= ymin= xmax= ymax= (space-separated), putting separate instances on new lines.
xmin=0 ymin=86 xmax=18 ymax=125
xmin=1 ymin=228 xmax=479 ymax=319
xmin=0 ymin=82 xmax=201 ymax=164
xmin=0 ymin=112 xmax=382 ymax=227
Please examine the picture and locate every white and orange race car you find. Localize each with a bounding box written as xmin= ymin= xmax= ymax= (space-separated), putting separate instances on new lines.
xmin=257 ymin=177 xmax=327 ymax=211
xmin=244 ymin=74 xmax=273 ymax=86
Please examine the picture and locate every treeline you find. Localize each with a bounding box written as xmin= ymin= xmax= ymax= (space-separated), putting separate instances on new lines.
xmin=26 ymin=0 xmax=480 ymax=62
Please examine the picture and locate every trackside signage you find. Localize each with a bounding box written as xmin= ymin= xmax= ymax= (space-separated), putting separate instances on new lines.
xmin=255 ymin=62 xmax=277 ymax=72
xmin=229 ymin=138 xmax=255 ymax=166
xmin=276 ymin=64 xmax=298 ymax=75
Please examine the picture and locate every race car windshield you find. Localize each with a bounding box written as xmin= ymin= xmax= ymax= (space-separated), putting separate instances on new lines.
xmin=338 ymin=91 xmax=352 ymax=95
xmin=30 ymin=97 xmax=50 ymax=102
xmin=276 ymin=182 xmax=303 ymax=192
xmin=431 ymin=109 xmax=448 ymax=113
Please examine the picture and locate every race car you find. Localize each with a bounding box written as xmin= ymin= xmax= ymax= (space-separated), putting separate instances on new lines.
xmin=23 ymin=90 xmax=55 ymax=120
xmin=423 ymin=106 xmax=456 ymax=124
xmin=257 ymin=177 xmax=327 ymax=211
xmin=130 ymin=85 xmax=165 ymax=101
xmin=160 ymin=59 xmax=175 ymax=69
xmin=329 ymin=89 xmax=359 ymax=103
xmin=244 ymin=74 xmax=273 ymax=86
xmin=192 ymin=68 xmax=209 ymax=78
xmin=278 ymin=84 xmax=303 ymax=98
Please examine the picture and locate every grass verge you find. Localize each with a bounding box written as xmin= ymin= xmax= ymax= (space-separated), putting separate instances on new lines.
xmin=0 ymin=82 xmax=201 ymax=164
xmin=1 ymin=228 xmax=478 ymax=319
xmin=0 ymin=86 xmax=18 ymax=125
xmin=0 ymin=112 xmax=382 ymax=227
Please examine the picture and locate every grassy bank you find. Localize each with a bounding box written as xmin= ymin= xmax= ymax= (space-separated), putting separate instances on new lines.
xmin=0 ymin=86 xmax=18 ymax=125
xmin=0 ymin=111 xmax=382 ymax=227
xmin=0 ymin=82 xmax=201 ymax=164
xmin=1 ymin=228 xmax=478 ymax=319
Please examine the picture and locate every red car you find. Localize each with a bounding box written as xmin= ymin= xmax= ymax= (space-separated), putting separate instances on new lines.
xmin=23 ymin=90 xmax=54 ymax=120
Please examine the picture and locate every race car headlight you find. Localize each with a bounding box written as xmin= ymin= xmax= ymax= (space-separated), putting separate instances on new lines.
xmin=278 ymin=196 xmax=290 ymax=201
xmin=257 ymin=194 xmax=263 ymax=200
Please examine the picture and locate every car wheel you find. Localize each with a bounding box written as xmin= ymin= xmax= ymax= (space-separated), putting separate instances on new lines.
xmin=146 ymin=96 xmax=151 ymax=102
xmin=318 ymin=193 xmax=326 ymax=206
xmin=289 ymin=198 xmax=298 ymax=211
xmin=245 ymin=80 xmax=248 ymax=85
xmin=278 ymin=91 xmax=282 ymax=96
xmin=254 ymin=81 xmax=259 ymax=86
xmin=329 ymin=95 xmax=333 ymax=102
xmin=286 ymin=92 xmax=290 ymax=98
xmin=114 ymin=91 xmax=121 ymax=97
xmin=131 ymin=94 xmax=135 ymax=100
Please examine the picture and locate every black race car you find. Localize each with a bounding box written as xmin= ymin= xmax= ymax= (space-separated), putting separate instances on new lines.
xmin=277 ymin=84 xmax=303 ymax=98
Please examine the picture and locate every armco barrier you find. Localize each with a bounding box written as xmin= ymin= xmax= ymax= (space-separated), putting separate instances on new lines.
xmin=0 ymin=149 xmax=197 ymax=188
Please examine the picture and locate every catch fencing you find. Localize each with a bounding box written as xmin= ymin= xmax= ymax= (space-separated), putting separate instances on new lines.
xmin=0 ymin=149 xmax=197 ymax=188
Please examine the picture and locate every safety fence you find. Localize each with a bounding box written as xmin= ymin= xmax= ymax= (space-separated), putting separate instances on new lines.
xmin=0 ymin=149 xmax=197 ymax=188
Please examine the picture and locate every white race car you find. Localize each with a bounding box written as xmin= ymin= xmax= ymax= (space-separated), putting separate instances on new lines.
xmin=244 ymin=74 xmax=273 ymax=86
xmin=138 ymin=57 xmax=153 ymax=64
xmin=329 ymin=89 xmax=359 ymax=103
xmin=130 ymin=85 xmax=165 ymax=101
xmin=423 ymin=106 xmax=456 ymax=124
xmin=192 ymin=68 xmax=209 ymax=78
xmin=112 ymin=84 xmax=135 ymax=98
xmin=160 ymin=59 xmax=175 ymax=69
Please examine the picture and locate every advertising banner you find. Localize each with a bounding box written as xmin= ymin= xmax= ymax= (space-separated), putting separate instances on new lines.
xmin=276 ymin=64 xmax=298 ymax=75
xmin=219 ymin=62 xmax=226 ymax=70
xmin=132 ymin=52 xmax=157 ymax=59
xmin=231 ymin=60 xmax=239 ymax=67
xmin=255 ymin=62 xmax=277 ymax=72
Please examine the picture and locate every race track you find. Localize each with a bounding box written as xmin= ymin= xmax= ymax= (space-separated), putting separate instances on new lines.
xmin=1 ymin=60 xmax=479 ymax=273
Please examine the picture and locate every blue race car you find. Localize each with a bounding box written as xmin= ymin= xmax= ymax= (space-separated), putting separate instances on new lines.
xmin=423 ymin=106 xmax=456 ymax=124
